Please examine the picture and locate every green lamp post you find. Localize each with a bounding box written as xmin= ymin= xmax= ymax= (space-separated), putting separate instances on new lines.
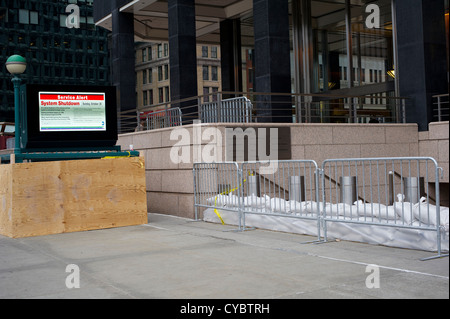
xmin=6 ymin=55 xmax=27 ymax=155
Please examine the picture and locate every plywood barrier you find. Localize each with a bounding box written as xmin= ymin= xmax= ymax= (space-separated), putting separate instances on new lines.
xmin=0 ymin=157 xmax=148 ymax=238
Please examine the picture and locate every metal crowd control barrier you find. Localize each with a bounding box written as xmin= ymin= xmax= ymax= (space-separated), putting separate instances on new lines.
xmin=320 ymin=157 xmax=447 ymax=260
xmin=140 ymin=107 xmax=182 ymax=130
xmin=240 ymin=160 xmax=322 ymax=241
xmin=200 ymin=97 xmax=253 ymax=123
xmin=193 ymin=157 xmax=448 ymax=260
xmin=193 ymin=162 xmax=243 ymax=228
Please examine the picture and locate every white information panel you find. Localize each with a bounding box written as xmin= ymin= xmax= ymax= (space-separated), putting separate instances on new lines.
xmin=39 ymin=92 xmax=107 ymax=132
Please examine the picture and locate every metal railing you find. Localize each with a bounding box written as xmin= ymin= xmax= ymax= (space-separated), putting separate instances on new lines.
xmin=193 ymin=157 xmax=448 ymax=260
xmin=200 ymin=96 xmax=253 ymax=124
xmin=239 ymin=160 xmax=322 ymax=242
xmin=119 ymin=91 xmax=409 ymax=134
xmin=320 ymin=157 xmax=446 ymax=260
xmin=433 ymin=94 xmax=449 ymax=122
xmin=193 ymin=162 xmax=243 ymax=229
xmin=139 ymin=107 xmax=182 ymax=131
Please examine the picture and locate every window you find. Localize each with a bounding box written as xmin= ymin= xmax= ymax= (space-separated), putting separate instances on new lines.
xmin=149 ymin=89 xmax=154 ymax=105
xmin=164 ymin=43 xmax=169 ymax=57
xmin=158 ymin=66 xmax=163 ymax=81
xmin=202 ymin=46 xmax=208 ymax=58
xmin=211 ymin=66 xmax=218 ymax=81
xmin=0 ymin=8 xmax=8 ymax=23
xmin=143 ymin=70 xmax=147 ymax=85
xmin=148 ymin=68 xmax=153 ymax=84
xmin=159 ymin=88 xmax=164 ymax=103
xmin=212 ymin=87 xmax=219 ymax=102
xmin=148 ymin=47 xmax=153 ymax=61
xmin=165 ymin=87 xmax=170 ymax=102
xmin=30 ymin=11 xmax=38 ymax=25
xmin=203 ymin=66 xmax=209 ymax=81
xmin=203 ymin=87 xmax=210 ymax=102
xmin=211 ymin=47 xmax=218 ymax=59
xmin=19 ymin=9 xmax=29 ymax=24
xmin=164 ymin=65 xmax=169 ymax=80
xmin=143 ymin=91 xmax=148 ymax=106
xmin=142 ymin=49 xmax=147 ymax=62
xmin=158 ymin=44 xmax=163 ymax=59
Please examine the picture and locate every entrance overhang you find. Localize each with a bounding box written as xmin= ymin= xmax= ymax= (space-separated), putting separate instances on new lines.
xmin=95 ymin=0 xmax=253 ymax=43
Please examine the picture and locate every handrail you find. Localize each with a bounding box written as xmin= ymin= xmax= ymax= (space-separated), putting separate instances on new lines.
xmin=118 ymin=90 xmax=411 ymax=133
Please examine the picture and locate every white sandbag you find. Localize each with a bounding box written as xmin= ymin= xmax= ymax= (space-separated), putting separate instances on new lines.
xmin=304 ymin=201 xmax=328 ymax=215
xmin=325 ymin=203 xmax=355 ymax=217
xmin=268 ymin=198 xmax=291 ymax=213
xmin=413 ymin=197 xmax=450 ymax=231
xmin=353 ymin=200 xmax=397 ymax=220
xmin=393 ymin=194 xmax=416 ymax=225
xmin=288 ymin=201 xmax=310 ymax=215
xmin=242 ymin=195 xmax=270 ymax=208
xmin=206 ymin=193 xmax=240 ymax=207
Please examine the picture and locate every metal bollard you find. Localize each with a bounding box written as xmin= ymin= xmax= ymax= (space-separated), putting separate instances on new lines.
xmin=340 ymin=176 xmax=357 ymax=205
xmin=289 ymin=176 xmax=306 ymax=202
xmin=403 ymin=177 xmax=425 ymax=204
xmin=388 ymin=171 xmax=395 ymax=205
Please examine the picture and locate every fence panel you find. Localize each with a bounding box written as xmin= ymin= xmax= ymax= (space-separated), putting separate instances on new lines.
xmin=193 ymin=162 xmax=242 ymax=228
xmin=141 ymin=107 xmax=182 ymax=130
xmin=193 ymin=158 xmax=448 ymax=259
xmin=321 ymin=157 xmax=447 ymax=259
xmin=240 ymin=160 xmax=321 ymax=241
xmin=200 ymin=97 xmax=253 ymax=123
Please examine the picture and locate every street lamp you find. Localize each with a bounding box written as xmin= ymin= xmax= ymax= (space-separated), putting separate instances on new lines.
xmin=6 ymin=55 xmax=27 ymax=155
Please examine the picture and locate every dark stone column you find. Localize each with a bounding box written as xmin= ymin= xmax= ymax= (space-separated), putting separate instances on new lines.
xmin=253 ymin=0 xmax=292 ymax=123
xmin=220 ymin=19 xmax=243 ymax=96
xmin=168 ymin=0 xmax=198 ymax=123
xmin=111 ymin=9 xmax=136 ymax=132
xmin=396 ymin=0 xmax=447 ymax=130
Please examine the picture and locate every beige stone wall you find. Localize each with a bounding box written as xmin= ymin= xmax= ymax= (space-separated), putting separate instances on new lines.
xmin=118 ymin=122 xmax=449 ymax=219
xmin=419 ymin=122 xmax=449 ymax=182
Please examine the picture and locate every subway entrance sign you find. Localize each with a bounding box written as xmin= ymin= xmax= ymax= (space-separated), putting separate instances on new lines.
xmin=38 ymin=92 xmax=107 ymax=133
xmin=23 ymin=84 xmax=118 ymax=149
xmin=1 ymin=84 xmax=139 ymax=163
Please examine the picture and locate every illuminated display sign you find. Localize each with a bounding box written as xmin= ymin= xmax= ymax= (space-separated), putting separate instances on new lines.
xmin=39 ymin=92 xmax=107 ymax=132
xmin=22 ymin=85 xmax=118 ymax=149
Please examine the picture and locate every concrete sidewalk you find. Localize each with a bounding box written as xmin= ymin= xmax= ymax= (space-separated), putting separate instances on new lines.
xmin=0 ymin=213 xmax=448 ymax=299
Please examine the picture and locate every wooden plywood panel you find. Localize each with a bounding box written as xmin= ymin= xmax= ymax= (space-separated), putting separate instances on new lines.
xmin=62 ymin=157 xmax=148 ymax=233
xmin=10 ymin=161 xmax=65 ymax=238
xmin=0 ymin=165 xmax=13 ymax=238
xmin=0 ymin=157 xmax=148 ymax=238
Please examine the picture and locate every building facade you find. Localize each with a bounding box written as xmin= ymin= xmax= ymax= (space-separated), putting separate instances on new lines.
xmin=0 ymin=0 xmax=110 ymax=122
xmin=136 ymin=42 xmax=222 ymax=111
xmin=95 ymin=0 xmax=449 ymax=130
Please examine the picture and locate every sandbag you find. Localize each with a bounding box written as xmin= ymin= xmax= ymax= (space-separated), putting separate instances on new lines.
xmin=353 ymin=200 xmax=397 ymax=220
xmin=206 ymin=194 xmax=239 ymax=207
xmin=413 ymin=197 xmax=450 ymax=231
xmin=393 ymin=194 xmax=416 ymax=225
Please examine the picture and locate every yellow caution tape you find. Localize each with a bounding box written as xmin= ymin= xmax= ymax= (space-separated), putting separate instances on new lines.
xmin=213 ymin=173 xmax=253 ymax=226
xmin=103 ymin=152 xmax=145 ymax=169
xmin=103 ymin=151 xmax=132 ymax=159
